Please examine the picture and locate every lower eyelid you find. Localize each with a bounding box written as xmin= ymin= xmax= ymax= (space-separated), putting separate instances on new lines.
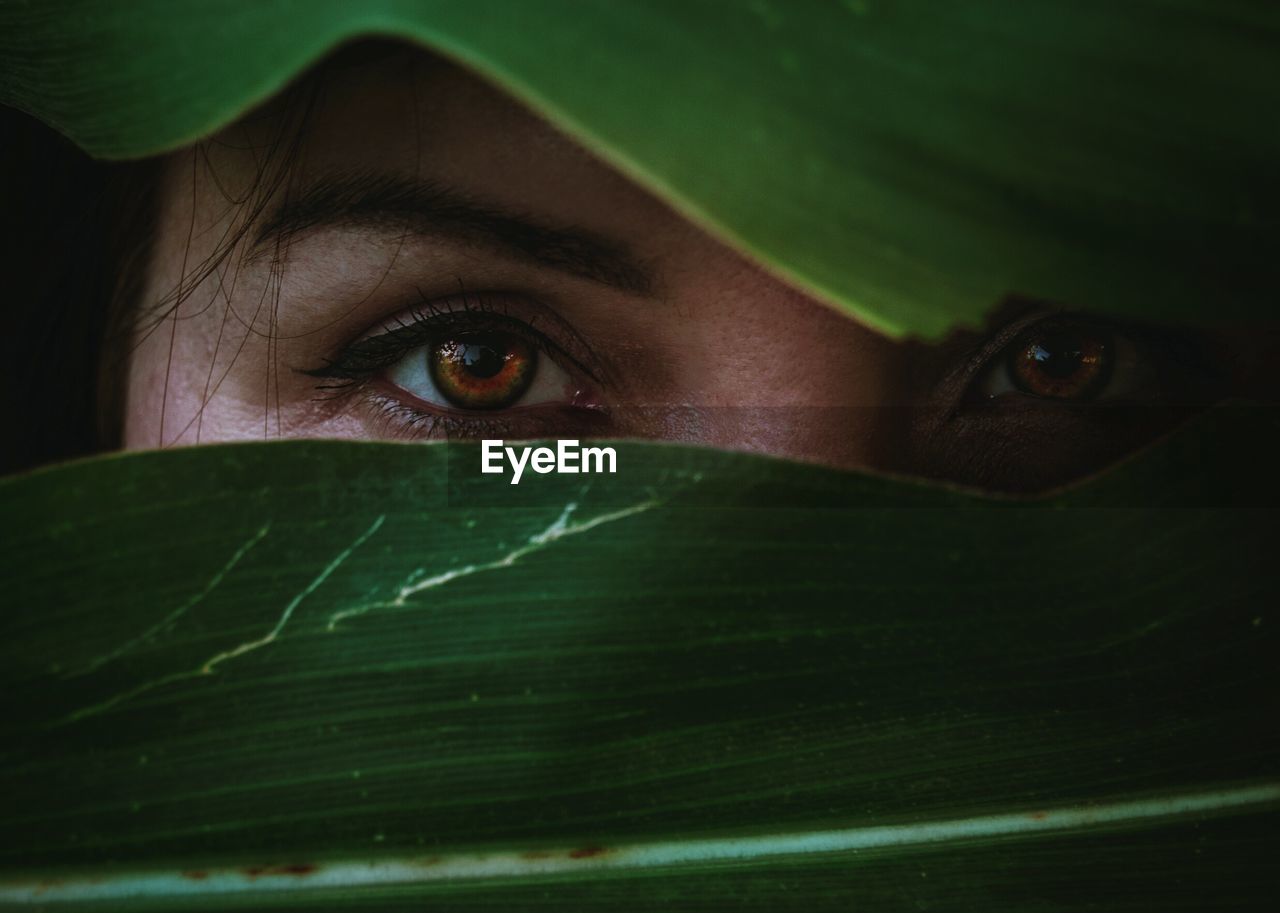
xmin=363 ymin=388 xmax=513 ymax=440
xmin=361 ymin=385 xmax=610 ymax=441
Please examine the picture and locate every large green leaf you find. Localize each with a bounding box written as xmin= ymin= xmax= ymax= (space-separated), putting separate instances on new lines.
xmin=1 ymin=407 xmax=1276 ymax=908
xmin=1 ymin=0 xmax=1275 ymax=337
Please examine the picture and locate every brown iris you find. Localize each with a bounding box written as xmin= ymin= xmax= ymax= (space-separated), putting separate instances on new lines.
xmin=429 ymin=331 xmax=536 ymax=410
xmin=1008 ymin=327 xmax=1112 ymax=400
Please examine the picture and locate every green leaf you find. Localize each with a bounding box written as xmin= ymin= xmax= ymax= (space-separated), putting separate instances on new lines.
xmin=1 ymin=408 xmax=1276 ymax=908
xmin=2 ymin=0 xmax=1275 ymax=336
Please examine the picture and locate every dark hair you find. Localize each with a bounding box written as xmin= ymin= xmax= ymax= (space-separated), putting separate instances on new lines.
xmin=1 ymin=106 xmax=158 ymax=474
xmin=0 ymin=44 xmax=358 ymax=474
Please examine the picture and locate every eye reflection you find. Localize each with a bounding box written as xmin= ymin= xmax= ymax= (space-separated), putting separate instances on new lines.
xmin=430 ymin=332 xmax=536 ymax=410
xmin=383 ymin=327 xmax=576 ymax=414
xmin=1006 ymin=328 xmax=1112 ymax=400
xmin=976 ymin=317 xmax=1148 ymax=405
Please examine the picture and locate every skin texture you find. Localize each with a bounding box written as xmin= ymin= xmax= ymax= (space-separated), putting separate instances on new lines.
xmin=121 ymin=47 xmax=1268 ymax=493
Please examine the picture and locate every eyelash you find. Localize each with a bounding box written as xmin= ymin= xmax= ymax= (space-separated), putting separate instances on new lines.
xmin=304 ymin=291 xmax=595 ymax=386
xmin=949 ymin=308 xmax=1218 ymax=410
xmin=305 ymin=290 xmax=1220 ymax=441
xmin=364 ymin=392 xmax=523 ymax=440
xmin=300 ymin=290 xmax=605 ymax=438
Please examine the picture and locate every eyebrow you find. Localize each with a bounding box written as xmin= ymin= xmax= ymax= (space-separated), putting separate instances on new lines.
xmin=249 ymin=170 xmax=655 ymax=296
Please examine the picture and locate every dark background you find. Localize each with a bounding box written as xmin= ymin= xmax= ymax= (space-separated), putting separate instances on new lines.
xmin=1 ymin=107 xmax=141 ymax=475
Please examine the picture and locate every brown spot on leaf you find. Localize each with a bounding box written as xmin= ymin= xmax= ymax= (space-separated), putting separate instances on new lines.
xmin=277 ymin=863 xmax=318 ymax=876
xmin=34 ymin=875 xmax=103 ymax=892
xmin=242 ymin=863 xmax=317 ymax=878
xmin=568 ymin=846 xmax=609 ymax=859
xmin=182 ymin=871 xmax=209 ymax=880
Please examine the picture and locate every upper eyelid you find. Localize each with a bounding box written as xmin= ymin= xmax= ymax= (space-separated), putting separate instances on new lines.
xmin=978 ymin=309 xmax=1058 ymax=358
xmin=936 ymin=304 xmax=1066 ymax=393
xmin=301 ymin=290 xmax=603 ymax=384
xmin=401 ymin=298 xmax=601 ymax=382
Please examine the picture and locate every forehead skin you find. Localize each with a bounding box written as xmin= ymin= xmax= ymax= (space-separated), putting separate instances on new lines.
xmin=125 ymin=48 xmax=906 ymax=466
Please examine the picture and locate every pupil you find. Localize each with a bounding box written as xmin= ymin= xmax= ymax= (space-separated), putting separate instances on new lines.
xmin=1028 ymin=332 xmax=1085 ymax=379
xmin=456 ymin=335 xmax=506 ymax=378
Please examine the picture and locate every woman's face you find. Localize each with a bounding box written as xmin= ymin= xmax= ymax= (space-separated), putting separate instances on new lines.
xmin=123 ymin=49 xmax=1257 ymax=492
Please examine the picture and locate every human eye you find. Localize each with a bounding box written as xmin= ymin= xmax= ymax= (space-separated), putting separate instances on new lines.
xmin=910 ymin=305 xmax=1228 ymax=493
xmin=972 ymin=312 xmax=1205 ymax=405
xmin=303 ymin=291 xmax=609 ymax=439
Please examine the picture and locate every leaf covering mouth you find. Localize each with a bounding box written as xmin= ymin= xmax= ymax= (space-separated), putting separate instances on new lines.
xmin=1 ymin=408 xmax=1276 ymax=908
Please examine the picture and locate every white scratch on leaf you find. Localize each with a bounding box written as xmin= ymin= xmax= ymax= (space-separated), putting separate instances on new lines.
xmin=327 ymin=499 xmax=658 ymax=631
xmin=67 ymin=524 xmax=271 ymax=678
xmin=196 ymin=515 xmax=385 ymax=673
xmin=61 ymin=516 xmax=384 ymax=724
